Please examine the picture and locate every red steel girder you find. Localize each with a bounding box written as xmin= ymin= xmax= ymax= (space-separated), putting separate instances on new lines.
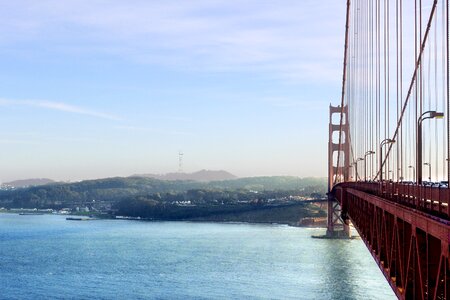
xmin=338 ymin=182 xmax=450 ymax=222
xmin=332 ymin=185 xmax=450 ymax=300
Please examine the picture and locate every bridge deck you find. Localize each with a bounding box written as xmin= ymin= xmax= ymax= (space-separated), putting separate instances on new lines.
xmin=332 ymin=183 xmax=450 ymax=300
xmin=342 ymin=182 xmax=450 ymax=221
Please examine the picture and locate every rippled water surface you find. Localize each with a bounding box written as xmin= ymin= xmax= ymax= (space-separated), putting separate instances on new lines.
xmin=0 ymin=214 xmax=395 ymax=299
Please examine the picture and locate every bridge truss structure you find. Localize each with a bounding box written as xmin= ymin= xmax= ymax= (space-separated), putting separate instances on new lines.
xmin=329 ymin=0 xmax=450 ymax=299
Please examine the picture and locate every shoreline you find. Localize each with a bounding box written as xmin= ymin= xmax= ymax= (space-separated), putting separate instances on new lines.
xmin=0 ymin=210 xmax=327 ymax=229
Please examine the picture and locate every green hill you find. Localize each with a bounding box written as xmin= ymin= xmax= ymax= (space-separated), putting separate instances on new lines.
xmin=0 ymin=176 xmax=326 ymax=209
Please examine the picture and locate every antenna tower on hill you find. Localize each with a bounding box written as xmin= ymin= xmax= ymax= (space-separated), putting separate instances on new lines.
xmin=178 ymin=151 xmax=184 ymax=173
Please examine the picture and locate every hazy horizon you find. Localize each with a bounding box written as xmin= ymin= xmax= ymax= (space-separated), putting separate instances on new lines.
xmin=3 ymin=170 xmax=328 ymax=184
xmin=0 ymin=1 xmax=346 ymax=182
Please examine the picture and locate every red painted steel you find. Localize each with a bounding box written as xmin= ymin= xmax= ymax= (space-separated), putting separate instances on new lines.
xmin=328 ymin=105 xmax=351 ymax=237
xmin=331 ymin=184 xmax=450 ymax=300
xmin=342 ymin=182 xmax=450 ymax=220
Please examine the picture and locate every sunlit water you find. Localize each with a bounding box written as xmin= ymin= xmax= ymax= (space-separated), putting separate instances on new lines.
xmin=0 ymin=214 xmax=395 ymax=299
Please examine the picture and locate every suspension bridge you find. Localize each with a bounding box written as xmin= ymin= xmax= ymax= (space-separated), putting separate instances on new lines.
xmin=329 ymin=0 xmax=450 ymax=299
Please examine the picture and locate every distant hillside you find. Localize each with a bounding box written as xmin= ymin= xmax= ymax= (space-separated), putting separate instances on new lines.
xmin=134 ymin=170 xmax=237 ymax=182
xmin=0 ymin=176 xmax=326 ymax=209
xmin=209 ymin=176 xmax=326 ymax=191
xmin=3 ymin=178 xmax=55 ymax=188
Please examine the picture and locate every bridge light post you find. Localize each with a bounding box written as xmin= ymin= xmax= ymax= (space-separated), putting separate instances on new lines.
xmin=424 ymin=162 xmax=432 ymax=182
xmin=364 ymin=151 xmax=375 ymax=181
xmin=351 ymin=162 xmax=357 ymax=181
xmin=418 ymin=111 xmax=444 ymax=184
xmin=379 ymin=139 xmax=395 ymax=182
xmin=354 ymin=158 xmax=364 ymax=181
xmin=408 ymin=165 xmax=416 ymax=182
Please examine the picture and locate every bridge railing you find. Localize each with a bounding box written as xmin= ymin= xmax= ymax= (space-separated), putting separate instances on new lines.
xmin=337 ymin=181 xmax=450 ymax=220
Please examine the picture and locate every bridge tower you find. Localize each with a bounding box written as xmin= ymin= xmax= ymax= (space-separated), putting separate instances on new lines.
xmin=327 ymin=105 xmax=350 ymax=238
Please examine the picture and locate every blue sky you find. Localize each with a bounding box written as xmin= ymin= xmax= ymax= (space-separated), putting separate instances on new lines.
xmin=0 ymin=1 xmax=346 ymax=181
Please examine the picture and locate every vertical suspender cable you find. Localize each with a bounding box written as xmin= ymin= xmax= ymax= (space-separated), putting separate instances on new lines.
xmin=432 ymin=22 xmax=435 ymax=181
xmin=400 ymin=0 xmax=403 ymax=180
xmin=443 ymin=0 xmax=446 ymax=180
xmin=376 ymin=0 xmax=438 ymax=181
xmin=378 ymin=0 xmax=381 ymax=176
xmin=445 ymin=0 xmax=450 ymax=183
xmin=384 ymin=0 xmax=387 ymax=178
xmin=386 ymin=0 xmax=390 ymax=178
xmin=415 ymin=0 xmax=419 ymax=180
xmin=396 ymin=0 xmax=400 ymax=181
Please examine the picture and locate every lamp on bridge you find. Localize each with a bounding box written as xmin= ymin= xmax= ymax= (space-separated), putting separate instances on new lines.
xmin=354 ymin=157 xmax=364 ymax=181
xmin=408 ymin=165 xmax=416 ymax=182
xmin=351 ymin=161 xmax=357 ymax=181
xmin=398 ymin=168 xmax=403 ymax=182
xmin=418 ymin=111 xmax=444 ymax=184
xmin=379 ymin=139 xmax=395 ymax=182
xmin=423 ymin=162 xmax=432 ymax=182
xmin=364 ymin=150 xmax=375 ymax=181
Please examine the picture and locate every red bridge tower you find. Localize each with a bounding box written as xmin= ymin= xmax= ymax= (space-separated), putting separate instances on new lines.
xmin=327 ymin=105 xmax=351 ymax=238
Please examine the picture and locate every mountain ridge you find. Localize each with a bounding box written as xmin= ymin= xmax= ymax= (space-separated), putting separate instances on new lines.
xmin=132 ymin=169 xmax=237 ymax=182
xmin=3 ymin=178 xmax=55 ymax=188
xmin=0 ymin=175 xmax=327 ymax=209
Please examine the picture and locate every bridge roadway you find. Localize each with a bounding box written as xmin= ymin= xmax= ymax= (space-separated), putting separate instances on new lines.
xmin=330 ymin=183 xmax=450 ymax=300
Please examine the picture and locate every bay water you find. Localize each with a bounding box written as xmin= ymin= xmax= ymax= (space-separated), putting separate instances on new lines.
xmin=0 ymin=214 xmax=395 ymax=299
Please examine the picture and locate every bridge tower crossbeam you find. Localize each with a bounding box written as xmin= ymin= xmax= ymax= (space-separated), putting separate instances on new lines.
xmin=327 ymin=105 xmax=351 ymax=238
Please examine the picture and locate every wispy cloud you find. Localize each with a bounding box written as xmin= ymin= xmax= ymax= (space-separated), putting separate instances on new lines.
xmin=0 ymin=133 xmax=105 ymax=145
xmin=0 ymin=139 xmax=39 ymax=145
xmin=0 ymin=98 xmax=121 ymax=121
xmin=115 ymin=125 xmax=193 ymax=136
xmin=262 ymin=97 xmax=325 ymax=110
xmin=0 ymin=0 xmax=346 ymax=83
